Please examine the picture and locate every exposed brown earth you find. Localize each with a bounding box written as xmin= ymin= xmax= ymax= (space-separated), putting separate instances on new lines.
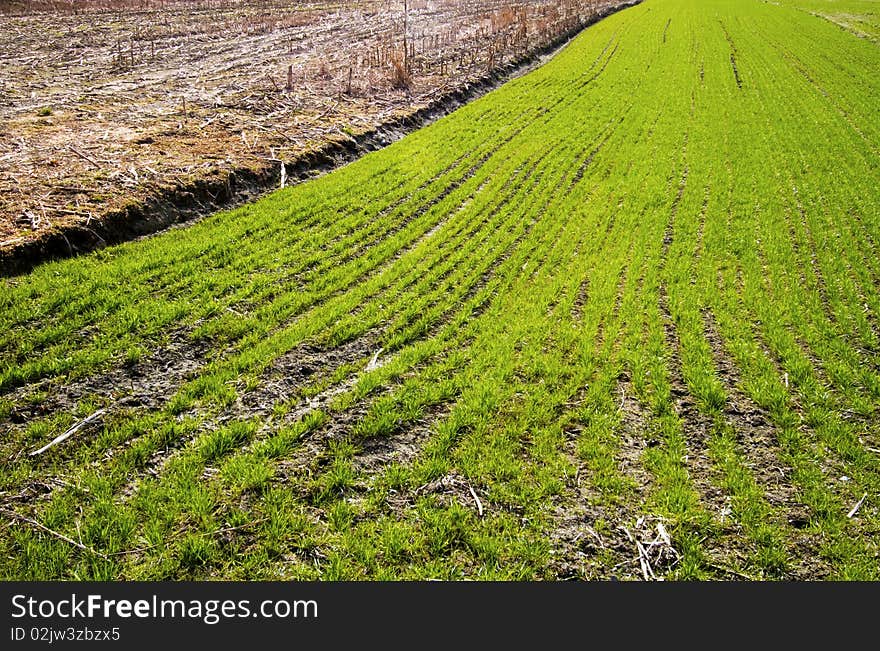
xmin=0 ymin=0 xmax=624 ymax=272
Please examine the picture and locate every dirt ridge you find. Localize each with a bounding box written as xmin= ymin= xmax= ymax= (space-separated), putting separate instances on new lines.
xmin=0 ymin=0 xmax=642 ymax=277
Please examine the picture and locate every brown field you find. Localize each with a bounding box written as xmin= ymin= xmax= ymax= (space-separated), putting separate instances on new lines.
xmin=0 ymin=0 xmax=618 ymax=262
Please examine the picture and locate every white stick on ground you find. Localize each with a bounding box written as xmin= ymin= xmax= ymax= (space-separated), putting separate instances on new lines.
xmin=656 ymin=521 xmax=672 ymax=547
xmin=30 ymin=409 xmax=106 ymax=456
xmin=365 ymin=348 xmax=384 ymax=371
xmin=847 ymin=492 xmax=868 ymax=518
xmin=636 ymin=541 xmax=656 ymax=581
xmin=467 ymin=484 xmax=483 ymax=517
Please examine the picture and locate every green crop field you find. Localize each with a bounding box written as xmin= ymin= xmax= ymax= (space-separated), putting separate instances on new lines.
xmin=1 ymin=0 xmax=878 ymax=580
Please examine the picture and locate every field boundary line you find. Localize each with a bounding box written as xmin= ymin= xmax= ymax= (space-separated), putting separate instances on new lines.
xmin=0 ymin=0 xmax=643 ymax=277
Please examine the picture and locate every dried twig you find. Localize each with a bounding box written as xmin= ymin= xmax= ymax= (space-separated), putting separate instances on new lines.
xmin=656 ymin=521 xmax=672 ymax=546
xmin=636 ymin=540 xmax=656 ymax=581
xmin=847 ymin=492 xmax=867 ymax=518
xmin=69 ymin=146 xmax=100 ymax=168
xmin=0 ymin=507 xmax=108 ymax=559
xmin=30 ymin=409 xmax=106 ymax=456
xmin=365 ymin=348 xmax=384 ymax=371
xmin=706 ymin=562 xmax=757 ymax=581
xmin=583 ymin=523 xmax=603 ymax=547
xmin=467 ymin=484 xmax=483 ymax=517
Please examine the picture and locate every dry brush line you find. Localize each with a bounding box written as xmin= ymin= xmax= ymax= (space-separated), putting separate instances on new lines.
xmin=0 ymin=0 xmax=639 ymax=272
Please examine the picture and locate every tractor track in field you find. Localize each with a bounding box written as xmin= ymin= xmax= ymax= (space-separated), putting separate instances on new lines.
xmin=280 ymin=149 xmax=477 ymax=286
xmin=657 ymin=296 xmax=730 ymax=517
xmin=566 ymin=111 xmax=628 ymax=193
xmin=615 ymin=379 xmax=659 ymax=505
xmin=692 ymin=186 xmax=710 ymax=269
xmin=140 ymin=161 xmax=516 ymax=398
xmin=111 ymin=315 xmax=472 ymax=562
xmin=442 ymin=123 xmax=613 ymax=323
xmin=700 ymin=311 xmax=816 ymax=540
xmin=298 ymin=143 xmax=617 ymax=546
xmin=570 ymin=276 xmax=590 ymax=323
xmin=1 ymin=333 xmax=209 ymax=420
xmin=213 ymin=205 xmax=564 ymax=492
xmin=656 ymin=129 xmax=731 ymax=524
xmin=312 ymin=141 xmax=510 ymax=274
xmin=548 ymin=470 xmax=640 ymax=579
xmin=0 ymin=146 xmax=500 ymax=413
xmin=351 ymin=403 xmax=455 ymax=477
xmin=238 ymin=331 xmax=383 ymax=419
xmin=1 ymin=283 xmax=402 ymax=505
xmin=718 ymin=19 xmax=743 ymax=89
xmin=114 ymin=327 xmax=390 ymax=502
xmin=257 ymin=128 xmax=545 ymax=342
xmin=0 ymin=332 xmax=215 ymax=498
xmin=337 ymin=147 xmax=552 ymax=333
xmin=550 ymin=281 xmax=665 ymax=580
xmin=547 ymin=373 xmax=662 ymax=580
xmin=701 ymin=313 xmax=833 ymax=580
xmin=267 ymin=375 xmax=456 ymax=514
xmin=191 ymin=146 xmax=573 ymax=498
